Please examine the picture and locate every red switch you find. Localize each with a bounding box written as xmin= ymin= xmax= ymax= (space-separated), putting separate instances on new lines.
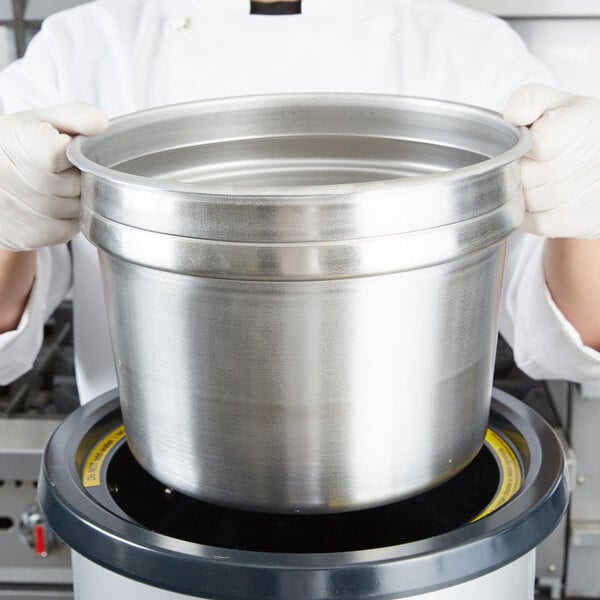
xmin=34 ymin=523 xmax=48 ymax=557
xmin=18 ymin=503 xmax=57 ymax=557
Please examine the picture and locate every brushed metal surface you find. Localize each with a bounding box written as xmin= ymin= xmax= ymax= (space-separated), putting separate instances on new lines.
xmin=69 ymin=94 xmax=528 ymax=513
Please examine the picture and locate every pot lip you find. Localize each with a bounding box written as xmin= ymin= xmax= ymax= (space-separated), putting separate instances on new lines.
xmin=68 ymin=93 xmax=530 ymax=199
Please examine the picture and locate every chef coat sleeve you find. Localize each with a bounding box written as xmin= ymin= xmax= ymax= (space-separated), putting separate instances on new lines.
xmin=0 ymin=246 xmax=72 ymax=384
xmin=500 ymin=231 xmax=600 ymax=384
xmin=0 ymin=22 xmax=72 ymax=384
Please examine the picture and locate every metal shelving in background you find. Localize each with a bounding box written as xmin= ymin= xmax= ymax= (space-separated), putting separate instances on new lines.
xmin=0 ymin=0 xmax=90 ymax=66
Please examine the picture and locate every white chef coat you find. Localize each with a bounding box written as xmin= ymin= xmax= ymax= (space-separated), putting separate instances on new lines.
xmin=1 ymin=0 xmax=599 ymax=403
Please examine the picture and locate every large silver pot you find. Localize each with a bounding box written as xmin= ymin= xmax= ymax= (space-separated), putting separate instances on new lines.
xmin=69 ymin=94 xmax=528 ymax=513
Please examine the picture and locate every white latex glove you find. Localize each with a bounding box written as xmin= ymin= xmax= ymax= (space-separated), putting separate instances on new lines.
xmin=503 ymin=84 xmax=600 ymax=239
xmin=0 ymin=102 xmax=109 ymax=251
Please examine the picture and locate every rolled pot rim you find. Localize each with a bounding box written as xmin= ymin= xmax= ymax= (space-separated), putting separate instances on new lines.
xmin=67 ymin=93 xmax=530 ymax=199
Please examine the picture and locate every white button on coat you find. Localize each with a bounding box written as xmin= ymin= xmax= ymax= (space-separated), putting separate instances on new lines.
xmin=170 ymin=15 xmax=190 ymax=30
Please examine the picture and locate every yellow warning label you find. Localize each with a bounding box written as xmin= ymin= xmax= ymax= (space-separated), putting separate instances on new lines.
xmin=471 ymin=428 xmax=522 ymax=522
xmin=82 ymin=425 xmax=126 ymax=488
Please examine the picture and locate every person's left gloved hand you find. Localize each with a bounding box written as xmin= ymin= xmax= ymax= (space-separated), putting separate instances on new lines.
xmin=503 ymin=83 xmax=600 ymax=239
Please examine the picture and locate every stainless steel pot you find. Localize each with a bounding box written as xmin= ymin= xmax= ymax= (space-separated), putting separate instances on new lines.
xmin=68 ymin=94 xmax=528 ymax=513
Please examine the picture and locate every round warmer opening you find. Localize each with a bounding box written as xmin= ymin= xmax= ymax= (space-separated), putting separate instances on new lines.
xmin=104 ymin=438 xmax=501 ymax=552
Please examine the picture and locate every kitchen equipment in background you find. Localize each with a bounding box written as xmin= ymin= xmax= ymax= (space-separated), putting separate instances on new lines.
xmin=69 ymin=93 xmax=527 ymax=514
xmin=0 ymin=304 xmax=76 ymax=599
xmin=39 ymin=387 xmax=568 ymax=600
xmin=0 ymin=419 xmax=72 ymax=599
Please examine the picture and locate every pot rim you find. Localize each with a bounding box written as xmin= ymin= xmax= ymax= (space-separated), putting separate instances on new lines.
xmin=68 ymin=93 xmax=530 ymax=199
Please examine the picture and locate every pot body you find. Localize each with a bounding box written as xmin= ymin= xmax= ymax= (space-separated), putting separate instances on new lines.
xmin=99 ymin=243 xmax=503 ymax=512
xmin=71 ymin=94 xmax=528 ymax=512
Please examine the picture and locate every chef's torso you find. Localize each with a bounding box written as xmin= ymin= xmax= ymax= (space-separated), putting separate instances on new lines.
xmin=0 ymin=0 xmax=553 ymax=402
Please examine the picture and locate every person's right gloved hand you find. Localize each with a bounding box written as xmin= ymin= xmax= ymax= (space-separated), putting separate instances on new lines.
xmin=0 ymin=102 xmax=109 ymax=251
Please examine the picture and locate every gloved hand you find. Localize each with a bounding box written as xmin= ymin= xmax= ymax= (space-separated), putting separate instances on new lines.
xmin=503 ymin=83 xmax=600 ymax=239
xmin=0 ymin=102 xmax=108 ymax=251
